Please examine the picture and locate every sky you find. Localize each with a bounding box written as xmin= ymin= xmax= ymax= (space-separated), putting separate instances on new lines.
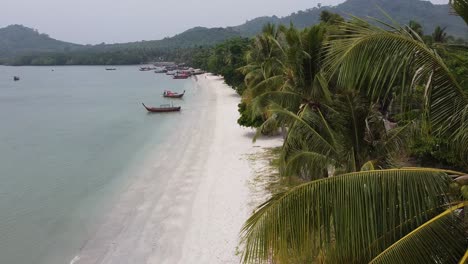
xmin=1 ymin=0 xmax=449 ymax=44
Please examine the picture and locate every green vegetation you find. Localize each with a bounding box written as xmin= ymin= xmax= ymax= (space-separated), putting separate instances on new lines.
xmin=1 ymin=1 xmax=466 ymax=262
xmin=1 ymin=26 xmax=241 ymax=65
xmin=1 ymin=0 xmax=466 ymax=66
xmin=0 ymin=25 xmax=82 ymax=59
xmin=196 ymin=4 xmax=468 ymax=264
xmin=234 ymin=0 xmax=467 ymax=38
xmin=205 ymin=38 xmax=251 ymax=93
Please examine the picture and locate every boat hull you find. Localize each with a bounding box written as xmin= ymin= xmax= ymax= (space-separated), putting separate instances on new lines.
xmin=163 ymin=94 xmax=184 ymax=98
xmin=142 ymin=103 xmax=181 ymax=113
xmin=173 ymin=75 xmax=190 ymax=79
xmin=163 ymin=90 xmax=185 ymax=98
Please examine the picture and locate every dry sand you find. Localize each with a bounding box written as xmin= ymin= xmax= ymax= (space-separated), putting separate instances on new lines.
xmin=71 ymin=75 xmax=282 ymax=264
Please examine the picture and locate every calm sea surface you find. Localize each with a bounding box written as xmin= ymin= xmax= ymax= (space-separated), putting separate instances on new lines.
xmin=0 ymin=66 xmax=198 ymax=263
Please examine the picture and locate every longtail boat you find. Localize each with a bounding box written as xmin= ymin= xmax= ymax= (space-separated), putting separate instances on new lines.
xmin=173 ymin=73 xmax=190 ymax=79
xmin=142 ymin=103 xmax=181 ymax=113
xmin=163 ymin=90 xmax=185 ymax=98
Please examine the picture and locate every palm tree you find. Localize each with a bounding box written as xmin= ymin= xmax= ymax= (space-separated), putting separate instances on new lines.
xmin=238 ymin=23 xmax=284 ymax=128
xmin=323 ymin=18 xmax=468 ymax=166
xmin=407 ymin=20 xmax=423 ymax=37
xmin=240 ymin=3 xmax=468 ymax=263
xmin=277 ymin=90 xmax=413 ymax=181
xmin=432 ymin=26 xmax=448 ymax=43
xmin=241 ymin=24 xmax=331 ymax=138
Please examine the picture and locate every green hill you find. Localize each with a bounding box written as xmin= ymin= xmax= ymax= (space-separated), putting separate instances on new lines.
xmin=89 ymin=27 xmax=241 ymax=52
xmin=0 ymin=25 xmax=82 ymax=59
xmin=0 ymin=0 xmax=466 ymax=64
xmin=231 ymin=0 xmax=467 ymax=38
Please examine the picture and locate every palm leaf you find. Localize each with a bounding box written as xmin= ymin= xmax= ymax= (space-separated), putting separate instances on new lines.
xmin=283 ymin=151 xmax=331 ymax=180
xmin=272 ymin=105 xmax=338 ymax=156
xmin=370 ymin=202 xmax=468 ymax=264
xmin=240 ymin=168 xmax=463 ymax=263
xmin=251 ymin=91 xmax=302 ymax=116
xmin=324 ymin=20 xmax=468 ymax=141
xmin=450 ymin=0 xmax=468 ymax=25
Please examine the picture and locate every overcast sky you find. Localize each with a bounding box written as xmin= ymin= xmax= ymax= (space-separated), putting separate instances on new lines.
xmin=1 ymin=0 xmax=449 ymax=44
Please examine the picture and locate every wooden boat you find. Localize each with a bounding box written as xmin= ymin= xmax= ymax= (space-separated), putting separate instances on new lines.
xmin=13 ymin=76 xmax=20 ymax=81
xmin=163 ymin=90 xmax=185 ymax=98
xmin=142 ymin=103 xmax=181 ymax=113
xmin=139 ymin=67 xmax=154 ymax=71
xmin=173 ymin=73 xmax=190 ymax=79
xmin=192 ymin=70 xmax=205 ymax=75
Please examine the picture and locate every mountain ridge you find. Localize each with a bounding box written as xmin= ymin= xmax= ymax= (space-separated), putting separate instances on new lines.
xmin=0 ymin=0 xmax=466 ymax=61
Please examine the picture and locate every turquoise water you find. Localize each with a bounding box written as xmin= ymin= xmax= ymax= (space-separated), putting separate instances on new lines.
xmin=0 ymin=66 xmax=196 ymax=263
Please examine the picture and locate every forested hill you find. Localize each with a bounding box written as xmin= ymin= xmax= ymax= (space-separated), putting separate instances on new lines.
xmin=231 ymin=0 xmax=467 ymax=38
xmin=89 ymin=27 xmax=241 ymax=52
xmin=0 ymin=25 xmax=241 ymax=63
xmin=1 ymin=0 xmax=466 ymax=64
xmin=0 ymin=25 xmax=83 ymax=59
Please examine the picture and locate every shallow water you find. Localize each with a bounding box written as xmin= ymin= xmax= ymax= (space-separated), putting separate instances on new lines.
xmin=0 ymin=66 xmax=198 ymax=264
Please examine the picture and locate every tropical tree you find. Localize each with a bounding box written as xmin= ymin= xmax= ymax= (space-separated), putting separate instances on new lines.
xmin=407 ymin=20 xmax=423 ymax=37
xmin=239 ymin=22 xmax=333 ymax=134
xmin=323 ymin=17 xmax=468 ymax=168
xmin=240 ymin=3 xmax=468 ymax=263
xmin=237 ymin=24 xmax=284 ymax=128
xmin=277 ymin=90 xmax=413 ymax=181
xmin=432 ymin=26 xmax=448 ymax=43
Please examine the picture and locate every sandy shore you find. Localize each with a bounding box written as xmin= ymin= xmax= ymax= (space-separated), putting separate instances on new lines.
xmin=72 ymin=75 xmax=282 ymax=264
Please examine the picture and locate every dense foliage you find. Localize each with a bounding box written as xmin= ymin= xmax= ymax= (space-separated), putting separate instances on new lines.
xmin=216 ymin=6 xmax=468 ymax=264
xmin=204 ymin=38 xmax=251 ymax=94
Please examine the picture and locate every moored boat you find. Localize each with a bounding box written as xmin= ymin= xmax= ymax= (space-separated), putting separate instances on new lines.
xmin=154 ymin=68 xmax=167 ymax=73
xmin=163 ymin=90 xmax=185 ymax=98
xmin=106 ymin=68 xmax=117 ymax=71
xmin=13 ymin=76 xmax=20 ymax=81
xmin=173 ymin=73 xmax=190 ymax=79
xmin=142 ymin=103 xmax=181 ymax=113
xmin=192 ymin=69 xmax=205 ymax=75
xmin=139 ymin=66 xmax=155 ymax=71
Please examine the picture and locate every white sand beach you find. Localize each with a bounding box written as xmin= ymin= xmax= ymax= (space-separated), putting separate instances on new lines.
xmin=71 ymin=74 xmax=282 ymax=264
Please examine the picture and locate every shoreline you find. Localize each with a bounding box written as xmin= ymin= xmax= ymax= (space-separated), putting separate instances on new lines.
xmin=71 ymin=74 xmax=282 ymax=263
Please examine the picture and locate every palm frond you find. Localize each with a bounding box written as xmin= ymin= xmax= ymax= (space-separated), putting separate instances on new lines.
xmin=283 ymin=151 xmax=331 ymax=180
xmin=450 ymin=0 xmax=468 ymax=25
xmin=251 ymin=91 xmax=302 ymax=116
xmin=370 ymin=202 xmax=468 ymax=264
xmin=379 ymin=121 xmax=415 ymax=165
xmin=324 ymin=20 xmax=468 ymax=141
xmin=272 ymin=105 xmax=338 ymax=156
xmin=240 ymin=168 xmax=462 ymax=263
